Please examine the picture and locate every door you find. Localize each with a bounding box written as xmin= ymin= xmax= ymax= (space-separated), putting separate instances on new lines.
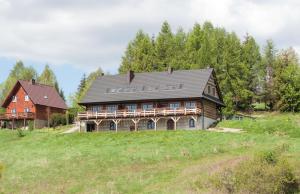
xmin=86 ymin=123 xmax=95 ymax=132
xmin=167 ymin=119 xmax=174 ymax=130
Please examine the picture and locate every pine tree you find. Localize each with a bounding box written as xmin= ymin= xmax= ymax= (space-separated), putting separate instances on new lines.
xmin=119 ymin=30 xmax=155 ymax=73
xmin=38 ymin=64 xmax=57 ymax=86
xmin=262 ymin=40 xmax=277 ymax=110
xmin=155 ymin=21 xmax=174 ymax=71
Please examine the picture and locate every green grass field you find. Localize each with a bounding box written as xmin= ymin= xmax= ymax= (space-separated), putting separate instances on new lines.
xmin=0 ymin=113 xmax=299 ymax=193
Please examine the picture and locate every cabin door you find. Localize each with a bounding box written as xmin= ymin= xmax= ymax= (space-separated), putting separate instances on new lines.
xmin=167 ymin=119 xmax=174 ymax=130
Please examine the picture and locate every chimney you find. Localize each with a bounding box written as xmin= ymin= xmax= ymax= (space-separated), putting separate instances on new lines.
xmin=31 ymin=79 xmax=36 ymax=85
xmin=168 ymin=66 xmax=173 ymax=74
xmin=127 ymin=70 xmax=134 ymax=83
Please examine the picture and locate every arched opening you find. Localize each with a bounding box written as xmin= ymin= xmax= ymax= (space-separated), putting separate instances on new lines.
xmin=109 ymin=121 xmax=116 ymax=130
xmin=189 ymin=118 xmax=195 ymax=128
xmin=167 ymin=119 xmax=174 ymax=130
xmin=147 ymin=120 xmax=154 ymax=129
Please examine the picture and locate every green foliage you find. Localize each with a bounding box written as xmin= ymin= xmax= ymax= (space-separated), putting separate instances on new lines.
xmin=50 ymin=113 xmax=66 ymax=128
xmin=28 ymin=121 xmax=34 ymax=131
xmin=38 ymin=64 xmax=57 ymax=86
xmin=119 ymin=21 xmax=300 ymax=114
xmin=0 ymin=61 xmax=37 ymax=104
xmin=71 ymin=68 xmax=103 ymax=112
xmin=218 ymin=113 xmax=300 ymax=138
xmin=16 ymin=129 xmax=25 ymax=138
xmin=211 ymin=150 xmax=299 ymax=194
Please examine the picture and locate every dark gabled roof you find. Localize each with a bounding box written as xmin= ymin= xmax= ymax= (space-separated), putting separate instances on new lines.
xmin=2 ymin=80 xmax=68 ymax=109
xmin=80 ymin=68 xmax=224 ymax=106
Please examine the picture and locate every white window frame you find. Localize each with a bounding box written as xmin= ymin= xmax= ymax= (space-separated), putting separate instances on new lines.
xmin=169 ymin=102 xmax=180 ymax=110
xmin=91 ymin=105 xmax=101 ymax=113
xmin=24 ymin=95 xmax=29 ymax=101
xmin=126 ymin=104 xmax=137 ymax=112
xmin=107 ymin=105 xmax=118 ymax=113
xmin=142 ymin=103 xmax=153 ymax=111
xmin=12 ymin=96 xmax=17 ymax=102
xmin=185 ymin=101 xmax=196 ymax=109
xmin=24 ymin=108 xmax=30 ymax=113
xmin=11 ymin=108 xmax=16 ymax=115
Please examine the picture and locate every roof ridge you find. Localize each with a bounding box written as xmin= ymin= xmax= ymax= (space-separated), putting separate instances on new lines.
xmin=98 ymin=68 xmax=214 ymax=78
xmin=19 ymin=80 xmax=56 ymax=88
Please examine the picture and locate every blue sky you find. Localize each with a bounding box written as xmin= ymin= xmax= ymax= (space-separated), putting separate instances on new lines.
xmin=0 ymin=59 xmax=103 ymax=104
xmin=0 ymin=0 xmax=299 ymax=104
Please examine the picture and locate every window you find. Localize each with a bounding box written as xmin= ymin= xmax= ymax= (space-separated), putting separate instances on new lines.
xmin=107 ymin=105 xmax=117 ymax=113
xmin=185 ymin=101 xmax=196 ymax=109
xmin=12 ymin=96 xmax=17 ymax=102
xmin=11 ymin=108 xmax=16 ymax=115
xmin=212 ymin=87 xmax=216 ymax=96
xmin=91 ymin=106 xmax=101 ymax=113
xmin=24 ymin=95 xmax=29 ymax=101
xmin=142 ymin=103 xmax=153 ymax=111
xmin=189 ymin=119 xmax=195 ymax=128
xmin=126 ymin=104 xmax=137 ymax=112
xmin=208 ymin=85 xmax=211 ymax=94
xmin=147 ymin=120 xmax=155 ymax=129
xmin=169 ymin=102 xmax=180 ymax=110
xmin=109 ymin=121 xmax=116 ymax=130
xmin=24 ymin=108 xmax=30 ymax=113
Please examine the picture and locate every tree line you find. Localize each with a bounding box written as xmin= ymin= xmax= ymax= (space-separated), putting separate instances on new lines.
xmin=119 ymin=21 xmax=300 ymax=114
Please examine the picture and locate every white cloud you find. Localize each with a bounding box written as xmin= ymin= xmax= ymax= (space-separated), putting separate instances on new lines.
xmin=0 ymin=0 xmax=299 ymax=73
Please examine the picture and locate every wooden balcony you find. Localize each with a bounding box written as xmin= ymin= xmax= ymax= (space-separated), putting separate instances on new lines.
xmin=78 ymin=107 xmax=201 ymax=120
xmin=0 ymin=112 xmax=35 ymax=120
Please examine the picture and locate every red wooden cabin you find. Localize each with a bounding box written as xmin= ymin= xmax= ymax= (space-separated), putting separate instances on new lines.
xmin=0 ymin=79 xmax=68 ymax=129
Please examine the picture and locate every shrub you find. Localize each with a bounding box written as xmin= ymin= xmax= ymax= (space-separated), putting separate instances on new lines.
xmin=28 ymin=121 xmax=34 ymax=131
xmin=211 ymin=150 xmax=299 ymax=194
xmin=17 ymin=129 xmax=25 ymax=138
xmin=50 ymin=113 xmax=67 ymax=128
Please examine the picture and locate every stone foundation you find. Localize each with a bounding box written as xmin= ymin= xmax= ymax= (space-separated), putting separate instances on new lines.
xmin=80 ymin=116 xmax=217 ymax=132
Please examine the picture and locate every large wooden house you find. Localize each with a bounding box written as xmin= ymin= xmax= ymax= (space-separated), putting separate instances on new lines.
xmin=78 ymin=68 xmax=224 ymax=132
xmin=0 ymin=79 xmax=68 ymax=129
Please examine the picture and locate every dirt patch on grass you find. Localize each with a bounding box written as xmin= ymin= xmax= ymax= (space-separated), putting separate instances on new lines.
xmin=209 ymin=127 xmax=243 ymax=133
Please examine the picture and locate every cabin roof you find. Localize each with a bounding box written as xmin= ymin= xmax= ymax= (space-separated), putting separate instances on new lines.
xmin=80 ymin=68 xmax=224 ymax=106
xmin=1 ymin=80 xmax=68 ymax=109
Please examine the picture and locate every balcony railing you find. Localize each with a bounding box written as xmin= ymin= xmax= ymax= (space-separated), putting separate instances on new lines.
xmin=78 ymin=107 xmax=201 ymax=120
xmin=0 ymin=112 xmax=35 ymax=120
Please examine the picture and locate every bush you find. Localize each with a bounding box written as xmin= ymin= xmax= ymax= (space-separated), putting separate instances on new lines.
xmin=28 ymin=121 xmax=34 ymax=131
xmin=211 ymin=150 xmax=299 ymax=194
xmin=50 ymin=113 xmax=67 ymax=128
xmin=17 ymin=129 xmax=25 ymax=138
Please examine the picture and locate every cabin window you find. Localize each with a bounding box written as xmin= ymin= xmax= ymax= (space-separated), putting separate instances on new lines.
xmin=11 ymin=108 xmax=16 ymax=115
xmin=169 ymin=102 xmax=180 ymax=110
xmin=107 ymin=105 xmax=117 ymax=113
xmin=91 ymin=106 xmax=101 ymax=113
xmin=109 ymin=121 xmax=116 ymax=130
xmin=147 ymin=120 xmax=155 ymax=129
xmin=24 ymin=108 xmax=30 ymax=113
xmin=185 ymin=101 xmax=196 ymax=109
xmin=208 ymin=85 xmax=211 ymax=94
xmin=142 ymin=103 xmax=153 ymax=111
xmin=24 ymin=95 xmax=29 ymax=101
xmin=212 ymin=87 xmax=216 ymax=96
xmin=189 ymin=119 xmax=195 ymax=128
xmin=126 ymin=104 xmax=137 ymax=112
xmin=12 ymin=96 xmax=17 ymax=102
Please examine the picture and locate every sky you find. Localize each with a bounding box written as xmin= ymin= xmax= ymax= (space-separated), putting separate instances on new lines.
xmin=0 ymin=0 xmax=299 ymax=101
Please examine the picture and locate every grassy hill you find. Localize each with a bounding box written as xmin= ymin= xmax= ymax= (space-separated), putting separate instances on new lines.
xmin=0 ymin=113 xmax=299 ymax=193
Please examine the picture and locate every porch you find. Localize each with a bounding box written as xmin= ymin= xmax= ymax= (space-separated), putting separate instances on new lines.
xmin=0 ymin=112 xmax=35 ymax=129
xmin=78 ymin=107 xmax=202 ymax=132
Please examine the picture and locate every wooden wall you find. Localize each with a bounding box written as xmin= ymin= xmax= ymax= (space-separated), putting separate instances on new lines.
xmin=5 ymin=85 xmax=36 ymax=114
xmin=203 ymin=99 xmax=218 ymax=119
